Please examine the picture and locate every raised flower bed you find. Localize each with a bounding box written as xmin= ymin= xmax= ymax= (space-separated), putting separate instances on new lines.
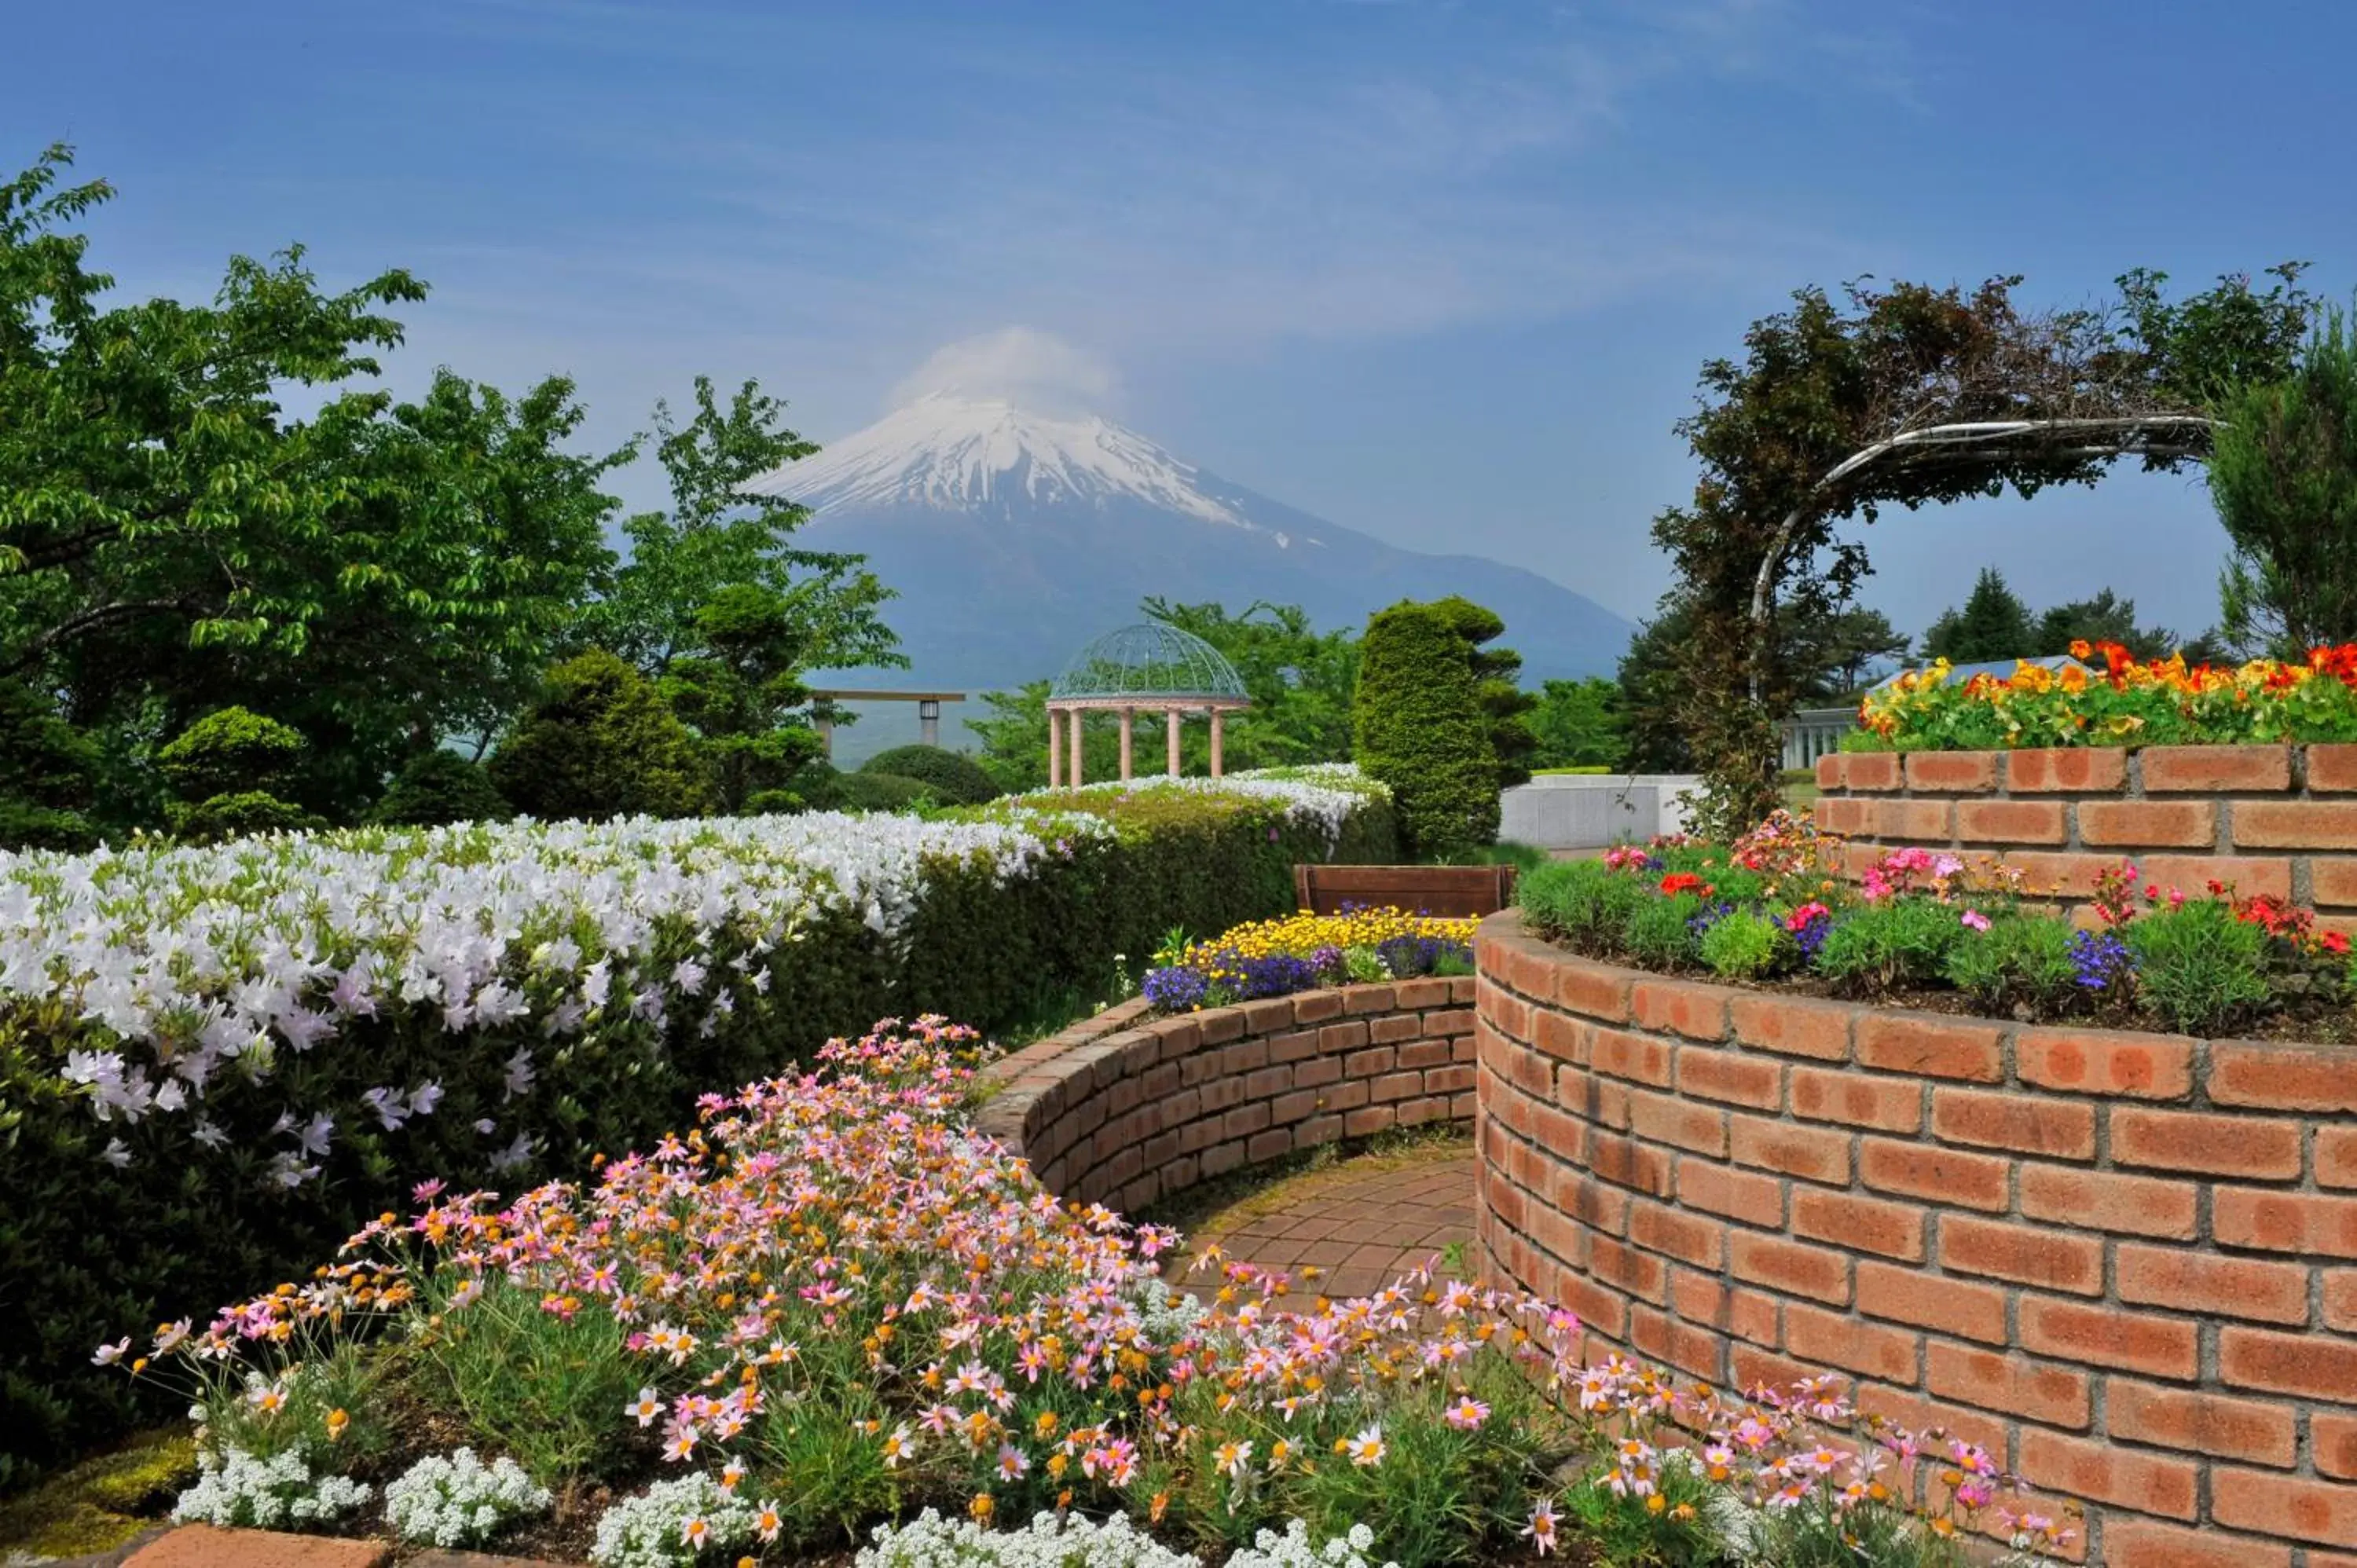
xmin=1479 ymin=835 xmax=2357 ymax=1560
xmin=1825 ymin=642 xmax=2357 ymax=923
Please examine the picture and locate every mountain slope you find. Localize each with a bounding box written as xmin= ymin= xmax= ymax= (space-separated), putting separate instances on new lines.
xmin=746 ymin=396 xmax=1633 ymax=755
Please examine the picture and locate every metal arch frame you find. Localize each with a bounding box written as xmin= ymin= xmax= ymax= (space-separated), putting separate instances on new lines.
xmin=1744 ymin=415 xmax=2220 ymax=702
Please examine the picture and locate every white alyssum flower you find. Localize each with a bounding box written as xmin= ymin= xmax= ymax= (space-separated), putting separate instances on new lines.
xmin=860 ymin=1508 xmax=1202 ymax=1568
xmin=1222 ymin=1520 xmax=1399 ymax=1568
xmin=383 ymin=1447 xmax=552 ymax=1548
xmin=590 ymin=1473 xmax=757 ymax=1568
xmin=170 ymin=1444 xmax=370 ymax=1530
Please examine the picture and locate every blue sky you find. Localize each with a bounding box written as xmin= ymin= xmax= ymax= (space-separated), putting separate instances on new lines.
xmin=9 ymin=0 xmax=2349 ymax=647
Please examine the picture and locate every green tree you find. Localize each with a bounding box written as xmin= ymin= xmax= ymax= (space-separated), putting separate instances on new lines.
xmin=1353 ymin=602 xmax=1497 ymax=858
xmin=1787 ymin=606 xmax=1912 ymax=698
xmin=1526 ymin=678 xmax=1626 ymax=770
xmin=1139 ymin=598 xmax=1360 ymax=768
xmin=370 ymin=749 xmax=512 ymax=826
xmin=156 ymin=707 xmax=317 ymax=840
xmin=1919 ymin=569 xmax=2039 ymax=662
xmin=658 ymin=584 xmax=828 ymax=813
xmin=2029 ymin=589 xmax=2218 ymax=663
xmin=592 ymin=378 xmax=903 ymax=679
xmin=490 ymin=650 xmax=718 ymax=820
xmin=0 ymin=147 xmax=625 ymax=822
xmin=1617 ymin=601 xmax=1698 ymax=773
xmin=860 ymin=745 xmax=1001 ymax=805
xmin=1425 ymin=596 xmax=1540 ymax=791
xmin=2212 ymin=309 xmax=2357 ymax=658
xmin=0 ymin=679 xmax=97 ymax=849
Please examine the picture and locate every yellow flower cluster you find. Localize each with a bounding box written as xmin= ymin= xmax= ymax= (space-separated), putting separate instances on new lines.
xmin=1184 ymin=907 xmax=1478 ymax=967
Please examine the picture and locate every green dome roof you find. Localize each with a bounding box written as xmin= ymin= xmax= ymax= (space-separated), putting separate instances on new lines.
xmin=1050 ymin=622 xmax=1248 ymax=702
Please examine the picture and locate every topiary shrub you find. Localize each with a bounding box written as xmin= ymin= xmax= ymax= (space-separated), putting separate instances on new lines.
xmin=860 ymin=744 xmax=1002 ymax=805
xmin=489 ymin=650 xmax=718 ymax=821
xmin=835 ymin=772 xmax=933 ymax=811
xmin=156 ymin=708 xmax=317 ymax=841
xmin=0 ymin=681 xmax=99 ymax=852
xmin=372 ymin=750 xmax=512 ymax=827
xmin=1352 ymin=602 xmax=1498 ymax=859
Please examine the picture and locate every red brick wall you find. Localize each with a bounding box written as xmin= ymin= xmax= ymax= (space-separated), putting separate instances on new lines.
xmin=1475 ymin=911 xmax=2357 ymax=1566
xmin=1814 ymin=744 xmax=2357 ymax=923
xmin=974 ymin=980 xmax=1478 ymax=1214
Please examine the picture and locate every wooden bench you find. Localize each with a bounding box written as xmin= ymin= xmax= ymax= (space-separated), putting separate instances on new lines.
xmin=1291 ymin=863 xmax=1518 ymax=918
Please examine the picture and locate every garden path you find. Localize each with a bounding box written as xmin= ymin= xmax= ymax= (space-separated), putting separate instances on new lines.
xmin=1162 ymin=1139 xmax=1479 ymax=1301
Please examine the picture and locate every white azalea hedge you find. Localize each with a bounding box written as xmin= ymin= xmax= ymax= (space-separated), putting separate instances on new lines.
xmin=0 ymin=767 xmax=1392 ymax=1477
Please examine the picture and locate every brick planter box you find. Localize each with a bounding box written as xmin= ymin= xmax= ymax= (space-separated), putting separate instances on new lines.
xmin=1473 ymin=910 xmax=2357 ymax=1565
xmin=1814 ymin=743 xmax=2357 ymax=923
xmin=974 ymin=982 xmax=1479 ymax=1214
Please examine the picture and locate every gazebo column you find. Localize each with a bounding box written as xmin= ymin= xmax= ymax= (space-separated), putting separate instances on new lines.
xmin=1166 ymin=709 xmax=1182 ymax=775
xmin=1209 ymin=709 xmax=1225 ymax=779
xmin=1047 ymin=708 xmax=1063 ymax=788
xmin=1119 ymin=707 xmax=1135 ymax=782
xmin=1069 ymin=706 xmax=1085 ymax=786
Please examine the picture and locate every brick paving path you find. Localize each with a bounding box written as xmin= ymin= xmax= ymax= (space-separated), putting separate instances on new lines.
xmin=1168 ymin=1141 xmax=1479 ymax=1301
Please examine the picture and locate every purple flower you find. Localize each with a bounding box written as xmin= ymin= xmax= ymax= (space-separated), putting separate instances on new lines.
xmin=2069 ymin=929 xmax=2133 ymax=991
xmin=1142 ymin=965 xmax=1211 ymax=1010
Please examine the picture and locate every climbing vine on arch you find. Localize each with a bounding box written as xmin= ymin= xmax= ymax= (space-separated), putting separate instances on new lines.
xmin=1649 ymin=266 xmax=2318 ymax=837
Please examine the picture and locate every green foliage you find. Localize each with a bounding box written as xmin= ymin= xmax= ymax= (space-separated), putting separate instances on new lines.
xmin=1699 ymin=909 xmax=1783 ymax=980
xmin=1560 ymin=1456 xmax=1721 ymax=1568
xmin=831 ymin=772 xmax=934 ymax=811
xmin=2127 ymin=899 xmax=2274 ymax=1035
xmin=1517 ymin=860 xmax=1645 ymax=953
xmin=1944 ymin=914 xmax=2080 ymax=1015
xmin=411 ymin=1275 xmax=642 ymax=1485
xmin=0 ymin=680 xmax=97 ymax=850
xmin=1527 ymin=677 xmax=1626 ymax=770
xmin=155 ymin=707 xmax=305 ymax=802
xmin=860 ymin=745 xmax=1002 ymax=805
xmin=155 ymin=708 xmax=315 ymax=840
xmin=1624 ymin=892 xmax=1703 ymax=970
xmin=1918 ymin=568 xmax=2037 ymax=663
xmin=2214 ymin=307 xmax=2357 ymax=658
xmin=369 ymin=749 xmax=511 ymax=826
xmin=1354 ymin=602 xmax=1498 ymax=858
xmin=658 ymin=584 xmax=829 ymax=812
xmin=1427 ymin=596 xmax=1539 ymax=790
xmin=1812 ymin=901 xmax=1964 ymax=996
xmin=489 ymin=650 xmax=719 ymax=820
xmin=588 ymin=377 xmax=901 ymax=679
xmin=0 ymin=147 xmax=629 ymax=822
xmin=1141 ymin=599 xmax=1361 ymax=769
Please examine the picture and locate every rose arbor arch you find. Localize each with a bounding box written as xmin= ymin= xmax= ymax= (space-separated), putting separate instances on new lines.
xmin=1743 ymin=413 xmax=2219 ymax=701
xmin=1046 ymin=622 xmax=1251 ymax=786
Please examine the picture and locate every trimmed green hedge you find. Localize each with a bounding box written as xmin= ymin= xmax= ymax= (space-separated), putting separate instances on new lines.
xmin=0 ymin=773 xmax=1391 ymax=1484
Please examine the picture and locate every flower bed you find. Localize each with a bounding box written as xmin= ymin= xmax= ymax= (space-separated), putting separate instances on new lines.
xmin=1139 ymin=910 xmax=1477 ymax=1014
xmin=106 ymin=1017 xmax=2071 ymax=1568
xmin=1475 ymin=909 xmax=2357 ymax=1563
xmin=1516 ymin=815 xmax=2357 ymax=1042
xmin=1853 ymin=642 xmax=2357 ymax=751
xmin=0 ymin=768 xmax=1393 ymax=1478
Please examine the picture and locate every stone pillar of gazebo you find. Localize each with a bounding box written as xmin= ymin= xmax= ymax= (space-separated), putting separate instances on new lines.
xmin=1119 ymin=707 xmax=1135 ymax=782
xmin=1069 ymin=706 xmax=1085 ymax=786
xmin=1047 ymin=708 xmax=1063 ymax=789
xmin=1209 ymin=709 xmax=1225 ymax=779
xmin=1166 ymin=709 xmax=1182 ymax=775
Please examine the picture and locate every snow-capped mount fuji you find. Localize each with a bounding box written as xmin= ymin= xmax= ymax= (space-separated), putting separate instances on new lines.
xmin=750 ymin=394 xmax=1633 ymax=757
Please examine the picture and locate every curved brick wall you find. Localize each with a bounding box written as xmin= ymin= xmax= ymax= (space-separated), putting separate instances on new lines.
xmin=1474 ymin=911 xmax=2357 ymax=1566
xmin=1814 ymin=743 xmax=2357 ymax=925
xmin=974 ymin=980 xmax=1476 ymax=1214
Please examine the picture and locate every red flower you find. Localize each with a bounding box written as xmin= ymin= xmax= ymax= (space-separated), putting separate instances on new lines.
xmin=1659 ymin=872 xmax=1712 ymax=898
xmin=2322 ymin=930 xmax=2352 ymax=956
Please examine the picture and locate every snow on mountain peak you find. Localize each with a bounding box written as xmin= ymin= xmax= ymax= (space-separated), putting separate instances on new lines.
xmin=746 ymin=394 xmax=1248 ymax=526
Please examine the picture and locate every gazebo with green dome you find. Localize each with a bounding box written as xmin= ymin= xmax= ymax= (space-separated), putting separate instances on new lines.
xmin=1047 ymin=622 xmax=1251 ymax=785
